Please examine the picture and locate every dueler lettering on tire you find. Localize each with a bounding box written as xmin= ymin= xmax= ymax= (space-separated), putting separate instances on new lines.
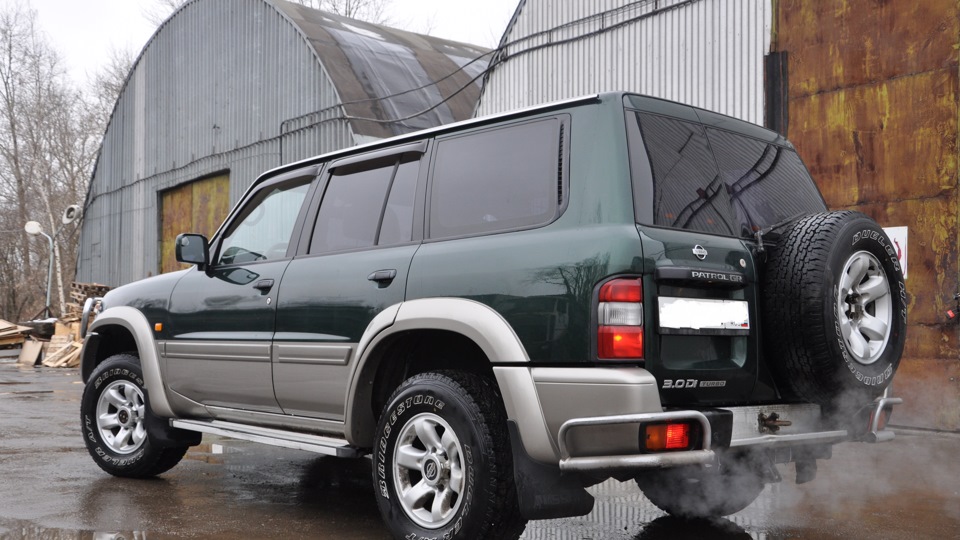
xmin=372 ymin=371 xmax=526 ymax=540
xmin=80 ymin=354 xmax=188 ymax=478
xmin=761 ymin=211 xmax=907 ymax=411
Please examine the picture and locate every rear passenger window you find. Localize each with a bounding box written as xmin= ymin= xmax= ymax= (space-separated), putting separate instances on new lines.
xmin=309 ymin=157 xmax=421 ymax=255
xmin=310 ymin=165 xmax=393 ymax=254
xmin=429 ymin=118 xmax=562 ymax=238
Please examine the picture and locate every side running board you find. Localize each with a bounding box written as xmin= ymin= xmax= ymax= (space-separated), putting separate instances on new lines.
xmin=170 ymin=419 xmax=364 ymax=458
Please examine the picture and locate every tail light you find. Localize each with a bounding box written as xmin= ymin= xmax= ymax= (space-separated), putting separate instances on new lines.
xmin=597 ymin=278 xmax=644 ymax=360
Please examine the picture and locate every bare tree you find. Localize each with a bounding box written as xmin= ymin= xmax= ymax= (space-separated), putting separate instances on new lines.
xmin=142 ymin=0 xmax=190 ymax=27
xmin=145 ymin=0 xmax=394 ymax=27
xmin=0 ymin=1 xmax=102 ymax=321
xmin=301 ymin=0 xmax=392 ymax=24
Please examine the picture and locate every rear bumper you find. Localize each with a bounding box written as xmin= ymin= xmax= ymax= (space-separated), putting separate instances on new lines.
xmin=493 ymin=365 xmax=901 ymax=475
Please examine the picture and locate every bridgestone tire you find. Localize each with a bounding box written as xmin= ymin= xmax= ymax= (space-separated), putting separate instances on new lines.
xmin=636 ymin=458 xmax=765 ymax=518
xmin=762 ymin=211 xmax=907 ymax=410
xmin=372 ymin=371 xmax=526 ymax=540
xmin=81 ymin=354 xmax=188 ymax=478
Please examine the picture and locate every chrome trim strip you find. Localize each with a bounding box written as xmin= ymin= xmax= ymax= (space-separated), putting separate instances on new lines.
xmin=274 ymin=343 xmax=352 ymax=366
xmin=79 ymin=297 xmax=102 ymax=338
xmin=729 ymin=430 xmax=849 ymax=448
xmin=205 ymin=405 xmax=345 ymax=434
xmin=170 ymin=419 xmax=360 ymax=458
xmin=867 ymin=393 xmax=903 ymax=443
xmin=560 ymin=450 xmax=716 ymax=473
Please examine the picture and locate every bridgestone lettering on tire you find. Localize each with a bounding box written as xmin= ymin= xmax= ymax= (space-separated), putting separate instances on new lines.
xmin=372 ymin=371 xmax=526 ymax=540
xmin=81 ymin=354 xmax=188 ymax=478
xmin=762 ymin=211 xmax=907 ymax=411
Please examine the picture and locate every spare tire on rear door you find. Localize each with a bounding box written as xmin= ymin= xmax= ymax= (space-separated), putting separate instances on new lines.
xmin=761 ymin=211 xmax=906 ymax=413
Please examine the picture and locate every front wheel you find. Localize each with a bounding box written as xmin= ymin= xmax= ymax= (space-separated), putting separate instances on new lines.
xmin=81 ymin=354 xmax=188 ymax=478
xmin=372 ymin=371 xmax=526 ymax=540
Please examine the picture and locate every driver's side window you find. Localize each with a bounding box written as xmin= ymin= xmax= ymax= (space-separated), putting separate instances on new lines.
xmin=216 ymin=179 xmax=311 ymax=265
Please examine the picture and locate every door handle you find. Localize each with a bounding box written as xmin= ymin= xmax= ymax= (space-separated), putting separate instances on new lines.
xmin=367 ymin=269 xmax=397 ymax=286
xmin=253 ymin=279 xmax=275 ymax=292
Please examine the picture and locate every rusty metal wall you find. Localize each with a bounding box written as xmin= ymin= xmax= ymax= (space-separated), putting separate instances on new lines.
xmin=476 ymin=0 xmax=772 ymax=124
xmin=76 ymin=0 xmax=354 ymax=285
xmin=775 ymin=0 xmax=960 ymax=430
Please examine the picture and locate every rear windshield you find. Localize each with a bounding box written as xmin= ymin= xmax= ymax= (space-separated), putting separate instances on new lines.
xmin=628 ymin=110 xmax=826 ymax=237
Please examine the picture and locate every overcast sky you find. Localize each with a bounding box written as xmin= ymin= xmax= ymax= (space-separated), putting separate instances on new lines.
xmin=29 ymin=0 xmax=519 ymax=84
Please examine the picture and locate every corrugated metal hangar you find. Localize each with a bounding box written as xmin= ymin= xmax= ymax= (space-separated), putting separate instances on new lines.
xmin=76 ymin=0 xmax=487 ymax=284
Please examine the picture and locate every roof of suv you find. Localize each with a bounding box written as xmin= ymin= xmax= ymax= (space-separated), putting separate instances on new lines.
xmin=259 ymin=91 xmax=791 ymax=195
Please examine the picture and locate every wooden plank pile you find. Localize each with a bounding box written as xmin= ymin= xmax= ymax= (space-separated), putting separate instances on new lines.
xmin=41 ymin=337 xmax=82 ymax=368
xmin=0 ymin=319 xmax=32 ymax=348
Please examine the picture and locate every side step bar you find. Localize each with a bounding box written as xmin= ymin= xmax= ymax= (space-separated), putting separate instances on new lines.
xmin=170 ymin=419 xmax=364 ymax=458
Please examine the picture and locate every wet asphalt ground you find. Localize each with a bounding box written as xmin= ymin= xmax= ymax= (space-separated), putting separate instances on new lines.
xmin=0 ymin=358 xmax=958 ymax=540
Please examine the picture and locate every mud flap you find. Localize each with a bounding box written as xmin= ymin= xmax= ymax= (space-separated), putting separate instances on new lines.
xmin=144 ymin=397 xmax=202 ymax=448
xmin=508 ymin=421 xmax=594 ymax=520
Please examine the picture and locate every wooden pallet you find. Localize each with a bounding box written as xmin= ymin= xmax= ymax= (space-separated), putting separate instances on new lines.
xmin=41 ymin=341 xmax=82 ymax=368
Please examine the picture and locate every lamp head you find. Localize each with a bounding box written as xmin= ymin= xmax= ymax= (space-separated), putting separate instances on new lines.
xmin=24 ymin=221 xmax=42 ymax=236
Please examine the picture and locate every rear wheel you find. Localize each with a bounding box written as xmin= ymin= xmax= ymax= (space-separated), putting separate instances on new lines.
xmin=372 ymin=371 xmax=526 ymax=540
xmin=81 ymin=354 xmax=188 ymax=478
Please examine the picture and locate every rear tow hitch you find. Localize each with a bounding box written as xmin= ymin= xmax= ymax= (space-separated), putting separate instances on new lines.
xmin=758 ymin=412 xmax=792 ymax=434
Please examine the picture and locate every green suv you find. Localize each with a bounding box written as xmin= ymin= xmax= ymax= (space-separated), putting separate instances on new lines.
xmin=79 ymin=93 xmax=906 ymax=539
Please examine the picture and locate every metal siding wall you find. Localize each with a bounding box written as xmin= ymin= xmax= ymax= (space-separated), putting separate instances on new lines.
xmin=477 ymin=0 xmax=771 ymax=125
xmin=76 ymin=0 xmax=352 ymax=285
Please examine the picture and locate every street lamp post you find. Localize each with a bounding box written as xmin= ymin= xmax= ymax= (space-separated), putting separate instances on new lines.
xmin=24 ymin=205 xmax=81 ymax=319
xmin=24 ymin=221 xmax=54 ymax=319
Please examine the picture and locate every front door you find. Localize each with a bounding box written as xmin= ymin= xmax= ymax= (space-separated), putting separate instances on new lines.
xmin=164 ymin=169 xmax=317 ymax=412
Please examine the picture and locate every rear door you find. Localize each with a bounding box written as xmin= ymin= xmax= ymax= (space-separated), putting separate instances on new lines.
xmin=625 ymin=96 xmax=827 ymax=406
xmin=272 ymin=143 xmax=426 ymax=420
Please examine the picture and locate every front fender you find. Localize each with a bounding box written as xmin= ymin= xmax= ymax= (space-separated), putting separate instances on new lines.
xmin=82 ymin=306 xmax=175 ymax=418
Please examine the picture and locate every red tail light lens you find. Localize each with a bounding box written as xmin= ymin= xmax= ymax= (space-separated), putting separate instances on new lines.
xmin=598 ymin=278 xmax=644 ymax=360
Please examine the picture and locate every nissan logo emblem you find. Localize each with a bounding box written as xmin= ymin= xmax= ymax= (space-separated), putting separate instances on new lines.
xmin=693 ymin=245 xmax=708 ymax=260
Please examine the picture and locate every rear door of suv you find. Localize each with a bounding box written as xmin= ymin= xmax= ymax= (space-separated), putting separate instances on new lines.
xmin=272 ymin=142 xmax=427 ymax=420
xmin=624 ymin=95 xmax=827 ymax=406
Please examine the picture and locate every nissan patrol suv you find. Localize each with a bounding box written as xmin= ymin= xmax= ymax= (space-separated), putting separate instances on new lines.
xmin=79 ymin=92 xmax=905 ymax=539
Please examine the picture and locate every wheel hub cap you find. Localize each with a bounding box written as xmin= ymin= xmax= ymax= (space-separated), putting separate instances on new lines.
xmin=392 ymin=412 xmax=465 ymax=529
xmin=95 ymin=380 xmax=147 ymax=455
xmin=837 ymin=250 xmax=893 ymax=366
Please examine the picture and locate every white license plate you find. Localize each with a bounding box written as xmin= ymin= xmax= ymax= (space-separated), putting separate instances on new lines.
xmin=658 ymin=297 xmax=750 ymax=332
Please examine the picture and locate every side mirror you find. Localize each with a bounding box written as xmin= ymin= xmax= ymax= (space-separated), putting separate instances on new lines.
xmin=175 ymin=233 xmax=209 ymax=268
